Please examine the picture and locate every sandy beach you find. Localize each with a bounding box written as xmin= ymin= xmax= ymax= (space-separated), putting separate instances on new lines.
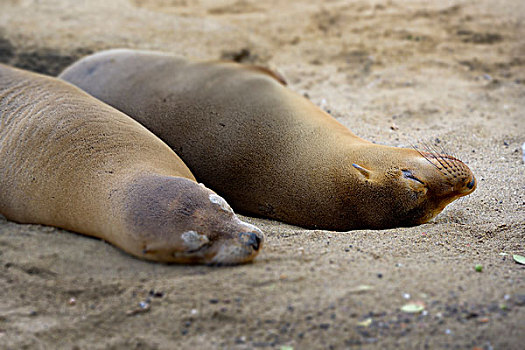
xmin=0 ymin=0 xmax=524 ymax=348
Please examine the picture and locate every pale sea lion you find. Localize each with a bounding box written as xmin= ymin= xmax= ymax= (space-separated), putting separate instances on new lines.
xmin=0 ymin=64 xmax=263 ymax=264
xmin=60 ymin=49 xmax=477 ymax=231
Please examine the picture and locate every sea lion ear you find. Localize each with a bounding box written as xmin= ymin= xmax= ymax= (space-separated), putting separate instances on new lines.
xmin=245 ymin=65 xmax=287 ymax=85
xmin=352 ymin=163 xmax=372 ymax=179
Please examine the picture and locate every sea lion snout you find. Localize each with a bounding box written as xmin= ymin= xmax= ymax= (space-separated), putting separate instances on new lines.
xmin=204 ymin=218 xmax=264 ymax=265
xmin=417 ymin=151 xmax=477 ymax=197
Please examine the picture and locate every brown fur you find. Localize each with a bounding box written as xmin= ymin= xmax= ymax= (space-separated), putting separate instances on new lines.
xmin=60 ymin=49 xmax=476 ymax=231
xmin=0 ymin=64 xmax=263 ymax=264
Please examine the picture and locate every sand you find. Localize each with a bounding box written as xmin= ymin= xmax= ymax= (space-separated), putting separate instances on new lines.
xmin=0 ymin=0 xmax=524 ymax=349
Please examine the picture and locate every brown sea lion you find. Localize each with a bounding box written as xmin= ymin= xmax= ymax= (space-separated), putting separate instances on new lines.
xmin=60 ymin=49 xmax=476 ymax=231
xmin=0 ymin=64 xmax=263 ymax=264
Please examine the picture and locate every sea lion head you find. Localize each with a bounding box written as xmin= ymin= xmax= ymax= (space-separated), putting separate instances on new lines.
xmin=349 ymin=146 xmax=476 ymax=229
xmin=125 ymin=175 xmax=264 ymax=264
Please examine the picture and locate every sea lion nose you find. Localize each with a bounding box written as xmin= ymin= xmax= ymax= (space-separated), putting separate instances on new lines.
xmin=466 ymin=178 xmax=475 ymax=189
xmin=241 ymin=232 xmax=262 ymax=251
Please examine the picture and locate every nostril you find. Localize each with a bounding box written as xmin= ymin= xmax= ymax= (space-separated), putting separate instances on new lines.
xmin=251 ymin=233 xmax=261 ymax=251
xmin=466 ymin=178 xmax=475 ymax=189
xmin=243 ymin=232 xmax=261 ymax=251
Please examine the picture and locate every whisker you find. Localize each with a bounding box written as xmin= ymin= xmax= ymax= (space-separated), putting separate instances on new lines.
xmin=422 ymin=141 xmax=447 ymax=169
xmin=439 ymin=154 xmax=453 ymax=169
xmin=410 ymin=140 xmax=440 ymax=169
xmin=439 ymin=138 xmax=463 ymax=162
xmin=429 ymin=141 xmax=454 ymax=169
xmin=436 ymin=142 xmax=451 ymax=157
xmin=439 ymin=141 xmax=462 ymax=162
xmin=428 ymin=140 xmax=444 ymax=157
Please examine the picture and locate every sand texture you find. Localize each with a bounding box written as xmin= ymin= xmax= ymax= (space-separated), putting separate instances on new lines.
xmin=0 ymin=0 xmax=524 ymax=349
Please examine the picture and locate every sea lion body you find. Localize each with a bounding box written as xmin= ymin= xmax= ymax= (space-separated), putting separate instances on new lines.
xmin=0 ymin=64 xmax=263 ymax=264
xmin=60 ymin=49 xmax=476 ymax=230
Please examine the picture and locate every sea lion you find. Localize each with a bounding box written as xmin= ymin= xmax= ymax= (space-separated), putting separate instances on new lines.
xmin=0 ymin=64 xmax=263 ymax=264
xmin=60 ymin=49 xmax=477 ymax=231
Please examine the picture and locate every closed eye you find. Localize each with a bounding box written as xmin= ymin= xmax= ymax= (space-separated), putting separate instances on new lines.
xmin=402 ymin=170 xmax=425 ymax=185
